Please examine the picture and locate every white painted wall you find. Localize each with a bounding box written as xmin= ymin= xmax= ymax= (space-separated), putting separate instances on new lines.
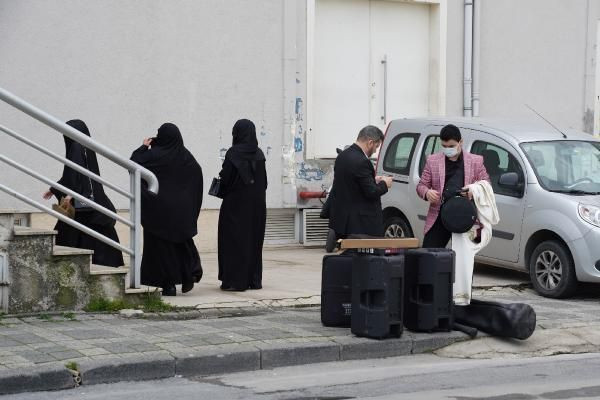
xmin=2 ymin=0 xmax=599 ymax=215
xmin=476 ymin=0 xmax=598 ymax=131
xmin=0 ymin=0 xmax=293 ymax=210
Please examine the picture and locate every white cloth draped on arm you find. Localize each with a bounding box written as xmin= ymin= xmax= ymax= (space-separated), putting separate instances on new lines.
xmin=452 ymin=180 xmax=500 ymax=305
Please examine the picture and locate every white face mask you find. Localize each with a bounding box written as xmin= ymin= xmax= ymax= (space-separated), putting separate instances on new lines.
xmin=442 ymin=146 xmax=459 ymax=158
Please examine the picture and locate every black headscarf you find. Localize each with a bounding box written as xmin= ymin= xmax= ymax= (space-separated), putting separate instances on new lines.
xmin=225 ymin=119 xmax=266 ymax=184
xmin=51 ymin=119 xmax=117 ymax=226
xmin=130 ymin=123 xmax=203 ymax=242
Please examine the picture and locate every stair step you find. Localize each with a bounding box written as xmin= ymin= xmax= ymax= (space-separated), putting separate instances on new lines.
xmin=53 ymin=245 xmax=94 ymax=256
xmin=13 ymin=226 xmax=57 ymax=236
xmin=125 ymin=286 xmax=162 ymax=295
xmin=89 ymin=265 xmax=129 ymax=275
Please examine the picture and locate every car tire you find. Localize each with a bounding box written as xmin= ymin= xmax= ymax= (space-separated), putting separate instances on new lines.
xmin=529 ymin=240 xmax=578 ymax=299
xmin=325 ymin=228 xmax=338 ymax=253
xmin=384 ymin=216 xmax=413 ymax=238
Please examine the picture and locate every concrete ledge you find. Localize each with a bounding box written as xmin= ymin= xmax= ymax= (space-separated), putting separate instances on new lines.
xmin=53 ymin=245 xmax=94 ymax=256
xmin=12 ymin=227 xmax=57 ymax=236
xmin=0 ymin=364 xmax=75 ymax=395
xmin=336 ymin=335 xmax=413 ymax=361
xmin=174 ymin=345 xmax=261 ymax=377
xmin=0 ymin=330 xmax=469 ymax=394
xmin=89 ymin=265 xmax=129 ymax=275
xmin=78 ymin=353 xmax=175 ymax=385
xmin=257 ymin=341 xmax=341 ymax=369
xmin=411 ymin=331 xmax=470 ymax=354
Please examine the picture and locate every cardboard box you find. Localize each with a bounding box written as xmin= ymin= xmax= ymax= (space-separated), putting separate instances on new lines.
xmin=339 ymin=238 xmax=419 ymax=250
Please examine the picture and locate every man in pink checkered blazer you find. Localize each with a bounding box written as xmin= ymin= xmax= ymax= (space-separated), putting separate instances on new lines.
xmin=416 ymin=124 xmax=490 ymax=248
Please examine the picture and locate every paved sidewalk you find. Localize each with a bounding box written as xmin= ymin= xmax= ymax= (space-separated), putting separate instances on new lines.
xmin=165 ymin=248 xmax=530 ymax=309
xmin=0 ymin=307 xmax=468 ymax=395
xmin=1 ymin=285 xmax=600 ymax=395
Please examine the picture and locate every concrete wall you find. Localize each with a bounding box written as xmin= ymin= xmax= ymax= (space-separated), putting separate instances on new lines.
xmin=476 ymin=0 xmax=598 ymax=131
xmin=0 ymin=0 xmax=297 ymax=210
xmin=1 ymin=0 xmax=599 ymax=216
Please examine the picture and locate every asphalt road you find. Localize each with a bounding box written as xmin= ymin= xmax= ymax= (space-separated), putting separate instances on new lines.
xmin=5 ymin=352 xmax=600 ymax=400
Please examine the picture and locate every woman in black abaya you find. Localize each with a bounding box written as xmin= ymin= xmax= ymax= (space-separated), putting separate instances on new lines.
xmin=218 ymin=119 xmax=267 ymax=291
xmin=130 ymin=123 xmax=203 ymax=296
xmin=43 ymin=119 xmax=124 ymax=267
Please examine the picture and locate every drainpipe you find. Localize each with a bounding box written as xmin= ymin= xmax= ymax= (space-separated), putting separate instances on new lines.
xmin=472 ymin=0 xmax=480 ymax=117
xmin=463 ymin=0 xmax=473 ymax=117
xmin=282 ymin=1 xmax=298 ymax=207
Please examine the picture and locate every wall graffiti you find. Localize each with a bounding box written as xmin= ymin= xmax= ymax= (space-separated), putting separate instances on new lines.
xmin=296 ymin=162 xmax=325 ymax=181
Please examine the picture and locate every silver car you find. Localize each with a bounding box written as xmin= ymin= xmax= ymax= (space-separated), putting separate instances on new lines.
xmin=377 ymin=118 xmax=600 ymax=298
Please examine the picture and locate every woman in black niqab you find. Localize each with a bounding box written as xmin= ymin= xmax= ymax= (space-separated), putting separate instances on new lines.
xmin=130 ymin=123 xmax=203 ymax=296
xmin=218 ymin=119 xmax=267 ymax=291
xmin=43 ymin=119 xmax=124 ymax=267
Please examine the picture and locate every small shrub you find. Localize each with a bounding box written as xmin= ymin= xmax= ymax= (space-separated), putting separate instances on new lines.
xmin=65 ymin=361 xmax=79 ymax=371
xmin=38 ymin=313 xmax=52 ymax=321
xmin=141 ymin=293 xmax=173 ymax=313
xmin=62 ymin=312 xmax=76 ymax=320
xmin=85 ymin=298 xmax=131 ymax=312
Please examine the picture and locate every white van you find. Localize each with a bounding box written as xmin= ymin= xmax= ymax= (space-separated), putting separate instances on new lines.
xmin=377 ymin=118 xmax=600 ymax=298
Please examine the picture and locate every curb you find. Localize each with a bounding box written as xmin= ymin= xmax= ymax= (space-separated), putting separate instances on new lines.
xmin=0 ymin=331 xmax=470 ymax=395
xmin=0 ymin=363 xmax=75 ymax=395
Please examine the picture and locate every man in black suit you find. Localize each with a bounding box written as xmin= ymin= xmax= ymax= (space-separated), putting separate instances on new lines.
xmin=328 ymin=125 xmax=392 ymax=238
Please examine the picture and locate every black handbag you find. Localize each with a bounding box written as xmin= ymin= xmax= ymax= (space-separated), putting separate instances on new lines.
xmin=208 ymin=176 xmax=222 ymax=198
xmin=440 ymin=193 xmax=477 ymax=233
xmin=320 ymin=196 xmax=331 ymax=219
xmin=453 ymin=299 xmax=536 ymax=340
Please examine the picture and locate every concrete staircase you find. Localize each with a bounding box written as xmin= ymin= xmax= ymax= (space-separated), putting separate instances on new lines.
xmin=0 ymin=211 xmax=160 ymax=314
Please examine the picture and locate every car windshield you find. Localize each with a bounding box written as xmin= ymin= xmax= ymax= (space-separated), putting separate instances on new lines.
xmin=521 ymin=140 xmax=600 ymax=194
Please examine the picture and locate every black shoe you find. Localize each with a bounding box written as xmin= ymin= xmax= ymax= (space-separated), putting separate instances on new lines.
xmin=182 ymin=282 xmax=194 ymax=293
xmin=162 ymin=285 xmax=176 ymax=296
xmin=248 ymin=284 xmax=262 ymax=290
xmin=220 ymin=284 xmax=246 ymax=292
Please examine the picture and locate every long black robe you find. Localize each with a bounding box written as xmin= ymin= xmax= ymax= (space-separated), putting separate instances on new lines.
xmin=130 ymin=123 xmax=203 ymax=288
xmin=218 ymin=119 xmax=267 ymax=290
xmin=50 ymin=119 xmax=124 ymax=267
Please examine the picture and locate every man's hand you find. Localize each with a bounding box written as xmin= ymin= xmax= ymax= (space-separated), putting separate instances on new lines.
xmin=426 ymin=189 xmax=440 ymax=204
xmin=376 ymin=175 xmax=393 ymax=188
xmin=461 ymin=187 xmax=473 ymax=200
xmin=143 ymin=138 xmax=153 ymax=147
xmin=42 ymin=190 xmax=53 ymax=200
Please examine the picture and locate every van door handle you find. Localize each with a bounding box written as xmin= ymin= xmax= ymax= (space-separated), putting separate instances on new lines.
xmin=381 ymin=55 xmax=387 ymax=124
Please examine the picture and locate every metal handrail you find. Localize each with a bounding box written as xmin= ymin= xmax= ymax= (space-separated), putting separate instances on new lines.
xmin=0 ymin=86 xmax=159 ymax=288
xmin=0 ymin=155 xmax=133 ymax=228
xmin=0 ymin=124 xmax=132 ymax=199
xmin=0 ymin=183 xmax=131 ymax=255
xmin=0 ymin=87 xmax=158 ymax=194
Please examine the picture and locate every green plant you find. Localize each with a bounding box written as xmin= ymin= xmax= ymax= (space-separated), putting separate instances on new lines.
xmin=141 ymin=293 xmax=173 ymax=313
xmin=62 ymin=312 xmax=76 ymax=320
xmin=38 ymin=313 xmax=52 ymax=321
xmin=85 ymin=298 xmax=131 ymax=312
xmin=65 ymin=361 xmax=79 ymax=371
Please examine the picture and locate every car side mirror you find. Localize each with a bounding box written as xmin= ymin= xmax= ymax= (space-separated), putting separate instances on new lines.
xmin=498 ymin=172 xmax=520 ymax=188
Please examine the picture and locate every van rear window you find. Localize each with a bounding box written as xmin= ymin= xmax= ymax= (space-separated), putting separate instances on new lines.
xmin=383 ymin=133 xmax=419 ymax=175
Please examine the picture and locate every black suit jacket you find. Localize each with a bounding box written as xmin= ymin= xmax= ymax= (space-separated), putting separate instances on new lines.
xmin=328 ymin=143 xmax=388 ymax=237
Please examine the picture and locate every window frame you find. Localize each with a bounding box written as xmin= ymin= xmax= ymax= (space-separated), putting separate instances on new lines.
xmin=382 ymin=132 xmax=420 ymax=175
xmin=471 ymin=140 xmax=526 ymax=199
xmin=418 ymin=134 xmax=442 ymax=176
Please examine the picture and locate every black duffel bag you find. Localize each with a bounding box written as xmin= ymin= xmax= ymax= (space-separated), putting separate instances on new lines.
xmin=453 ymin=299 xmax=536 ymax=340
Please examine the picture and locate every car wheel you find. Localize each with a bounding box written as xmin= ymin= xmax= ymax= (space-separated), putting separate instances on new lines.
xmin=529 ymin=240 xmax=578 ymax=298
xmin=325 ymin=228 xmax=338 ymax=253
xmin=384 ymin=216 xmax=413 ymax=238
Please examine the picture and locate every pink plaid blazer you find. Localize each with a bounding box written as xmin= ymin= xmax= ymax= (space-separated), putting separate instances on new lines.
xmin=416 ymin=151 xmax=490 ymax=235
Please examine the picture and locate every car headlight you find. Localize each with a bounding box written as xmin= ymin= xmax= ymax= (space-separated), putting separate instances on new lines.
xmin=578 ymin=203 xmax=600 ymax=228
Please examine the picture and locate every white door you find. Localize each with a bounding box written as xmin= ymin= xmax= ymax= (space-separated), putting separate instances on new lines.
xmin=310 ymin=0 xmax=433 ymax=158
xmin=369 ymin=1 xmax=431 ymax=128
